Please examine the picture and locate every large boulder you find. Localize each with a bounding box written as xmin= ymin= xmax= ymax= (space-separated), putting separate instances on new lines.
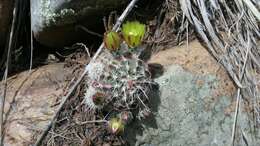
xmin=1 ymin=63 xmax=77 ymax=146
xmin=1 ymin=51 xmax=89 ymax=146
xmin=31 ymin=0 xmax=129 ymax=48
xmin=126 ymin=40 xmax=260 ymax=145
xmin=0 ymin=0 xmax=14 ymax=47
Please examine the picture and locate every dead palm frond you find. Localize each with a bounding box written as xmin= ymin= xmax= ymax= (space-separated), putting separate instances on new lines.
xmin=179 ymin=0 xmax=259 ymax=145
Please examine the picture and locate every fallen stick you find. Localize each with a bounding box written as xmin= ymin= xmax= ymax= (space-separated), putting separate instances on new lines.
xmin=34 ymin=0 xmax=139 ymax=145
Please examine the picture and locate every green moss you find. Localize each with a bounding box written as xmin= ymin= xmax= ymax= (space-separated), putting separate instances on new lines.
xmin=39 ymin=0 xmax=77 ymax=26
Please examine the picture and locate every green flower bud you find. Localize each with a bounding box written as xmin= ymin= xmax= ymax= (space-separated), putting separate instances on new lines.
xmin=104 ymin=31 xmax=121 ymax=51
xmin=122 ymin=21 xmax=146 ymax=48
xmin=108 ymin=118 xmax=124 ymax=134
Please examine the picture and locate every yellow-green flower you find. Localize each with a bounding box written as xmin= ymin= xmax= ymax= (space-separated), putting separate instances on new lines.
xmin=104 ymin=31 xmax=121 ymax=51
xmin=108 ymin=118 xmax=124 ymax=134
xmin=122 ymin=21 xmax=146 ymax=48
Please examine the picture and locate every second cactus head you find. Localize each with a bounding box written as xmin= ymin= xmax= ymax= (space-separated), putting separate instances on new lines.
xmin=104 ymin=31 xmax=121 ymax=51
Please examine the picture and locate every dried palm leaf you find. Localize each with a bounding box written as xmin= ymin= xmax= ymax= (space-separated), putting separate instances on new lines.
xmin=179 ymin=0 xmax=260 ymax=144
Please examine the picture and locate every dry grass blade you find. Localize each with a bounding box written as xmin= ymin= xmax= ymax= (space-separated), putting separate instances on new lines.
xmin=231 ymin=88 xmax=241 ymax=146
xmin=243 ymin=0 xmax=260 ymax=21
xmin=0 ymin=0 xmax=19 ymax=145
xmin=29 ymin=0 xmax=33 ymax=72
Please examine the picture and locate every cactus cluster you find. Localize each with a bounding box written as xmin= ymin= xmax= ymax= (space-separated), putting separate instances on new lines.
xmin=84 ymin=21 xmax=157 ymax=135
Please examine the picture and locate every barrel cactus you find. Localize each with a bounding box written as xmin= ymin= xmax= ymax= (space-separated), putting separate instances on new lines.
xmin=84 ymin=21 xmax=156 ymax=134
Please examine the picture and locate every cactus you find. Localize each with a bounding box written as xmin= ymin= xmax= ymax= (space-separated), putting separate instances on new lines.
xmin=83 ymin=21 xmax=157 ymax=134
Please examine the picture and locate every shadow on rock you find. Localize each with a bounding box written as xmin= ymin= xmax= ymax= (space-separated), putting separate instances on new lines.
xmin=124 ymin=80 xmax=162 ymax=146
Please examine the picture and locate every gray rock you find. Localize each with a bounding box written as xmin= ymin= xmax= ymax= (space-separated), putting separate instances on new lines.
xmin=0 ymin=0 xmax=14 ymax=47
xmin=127 ymin=65 xmax=260 ymax=146
xmin=31 ymin=0 xmax=129 ymax=47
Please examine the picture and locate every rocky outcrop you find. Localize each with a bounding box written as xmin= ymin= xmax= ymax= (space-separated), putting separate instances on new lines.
xmin=126 ymin=40 xmax=260 ymax=146
xmin=5 ymin=39 xmax=259 ymax=146
xmin=31 ymin=0 xmax=129 ymax=47
xmin=0 ymin=0 xmax=14 ymax=47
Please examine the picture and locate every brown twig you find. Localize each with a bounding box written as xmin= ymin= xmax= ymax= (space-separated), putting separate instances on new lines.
xmin=76 ymin=119 xmax=107 ymax=125
xmin=34 ymin=0 xmax=140 ymax=145
xmin=75 ymin=25 xmax=103 ymax=38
